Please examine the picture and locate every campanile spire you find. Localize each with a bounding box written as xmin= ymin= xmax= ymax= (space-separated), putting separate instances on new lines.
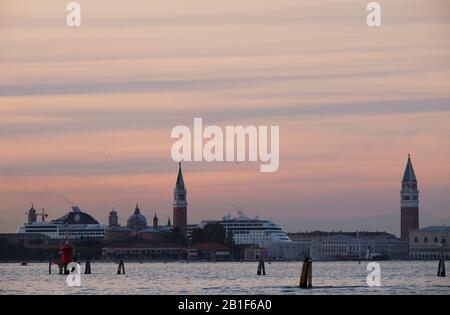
xmin=401 ymin=155 xmax=419 ymax=240
xmin=173 ymin=162 xmax=187 ymax=236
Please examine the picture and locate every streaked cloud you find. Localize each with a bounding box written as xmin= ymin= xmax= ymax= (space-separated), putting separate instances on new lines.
xmin=0 ymin=0 xmax=449 ymax=234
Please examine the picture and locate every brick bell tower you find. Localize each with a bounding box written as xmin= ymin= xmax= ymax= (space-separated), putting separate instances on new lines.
xmin=401 ymin=154 xmax=419 ymax=240
xmin=173 ymin=162 xmax=187 ymax=236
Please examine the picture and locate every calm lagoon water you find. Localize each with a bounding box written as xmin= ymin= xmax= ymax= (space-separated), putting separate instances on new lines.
xmin=0 ymin=261 xmax=449 ymax=295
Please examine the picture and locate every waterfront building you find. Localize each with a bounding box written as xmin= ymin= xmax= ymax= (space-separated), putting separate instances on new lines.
xmin=0 ymin=233 xmax=57 ymax=249
xmin=244 ymin=245 xmax=269 ymax=261
xmin=289 ymin=231 xmax=396 ymax=242
xmin=409 ymin=226 xmax=450 ymax=260
xmin=268 ymin=241 xmax=310 ymax=261
xmin=401 ymin=155 xmax=419 ymax=240
xmin=191 ymin=243 xmax=231 ymax=261
xmin=369 ymin=238 xmax=409 ymax=260
xmin=0 ymin=233 xmax=61 ymax=260
xmin=315 ymin=235 xmax=408 ymax=260
xmin=102 ymin=242 xmax=188 ymax=260
xmin=291 ymin=231 xmax=409 ymax=261
xmin=186 ymin=224 xmax=198 ymax=240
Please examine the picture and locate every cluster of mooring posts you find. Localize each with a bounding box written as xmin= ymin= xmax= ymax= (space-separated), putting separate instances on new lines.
xmin=299 ymin=257 xmax=313 ymax=288
xmin=48 ymin=241 xmax=75 ymax=275
xmin=255 ymin=256 xmax=313 ymax=288
xmin=48 ymin=251 xmax=127 ymax=275
xmin=47 ymin=233 xmax=126 ymax=276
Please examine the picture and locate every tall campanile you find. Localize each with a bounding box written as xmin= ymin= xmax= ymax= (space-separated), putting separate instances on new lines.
xmin=173 ymin=162 xmax=187 ymax=236
xmin=400 ymin=154 xmax=419 ymax=240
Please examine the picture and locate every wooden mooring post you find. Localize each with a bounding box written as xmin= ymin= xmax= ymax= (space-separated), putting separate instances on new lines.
xmin=299 ymin=257 xmax=312 ymax=288
xmin=437 ymin=259 xmax=446 ymax=277
xmin=257 ymin=258 xmax=266 ymax=275
xmin=117 ymin=259 xmax=125 ymax=275
xmin=84 ymin=258 xmax=92 ymax=274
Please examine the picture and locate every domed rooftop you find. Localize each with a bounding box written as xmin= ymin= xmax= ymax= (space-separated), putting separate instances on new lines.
xmin=52 ymin=206 xmax=100 ymax=225
xmin=127 ymin=204 xmax=148 ymax=231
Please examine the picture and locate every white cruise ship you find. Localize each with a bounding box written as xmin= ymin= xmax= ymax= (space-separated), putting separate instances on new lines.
xmin=191 ymin=209 xmax=292 ymax=248
xmin=17 ymin=205 xmax=107 ymax=240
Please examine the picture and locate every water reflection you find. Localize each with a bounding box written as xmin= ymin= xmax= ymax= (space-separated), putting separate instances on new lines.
xmin=0 ymin=261 xmax=448 ymax=295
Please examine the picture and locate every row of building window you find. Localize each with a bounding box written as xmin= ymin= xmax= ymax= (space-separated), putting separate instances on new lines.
xmin=410 ymin=254 xmax=449 ymax=260
xmin=372 ymin=246 xmax=405 ymax=251
xmin=414 ymin=236 xmax=446 ymax=243
xmin=323 ymin=241 xmax=348 ymax=245
xmin=107 ymin=249 xmax=183 ymax=254
xmin=224 ymin=224 xmax=264 ymax=227
xmin=322 ymin=248 xmax=346 ymax=254
xmin=402 ymin=196 xmax=418 ymax=201
xmin=411 ymin=247 xmax=450 ymax=252
xmin=58 ymin=233 xmax=104 ymax=236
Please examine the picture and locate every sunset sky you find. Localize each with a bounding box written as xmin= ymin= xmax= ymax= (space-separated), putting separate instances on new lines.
xmin=0 ymin=0 xmax=449 ymax=235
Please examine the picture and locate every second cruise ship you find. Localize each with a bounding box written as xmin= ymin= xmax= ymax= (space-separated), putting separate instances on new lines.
xmin=189 ymin=209 xmax=292 ymax=248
